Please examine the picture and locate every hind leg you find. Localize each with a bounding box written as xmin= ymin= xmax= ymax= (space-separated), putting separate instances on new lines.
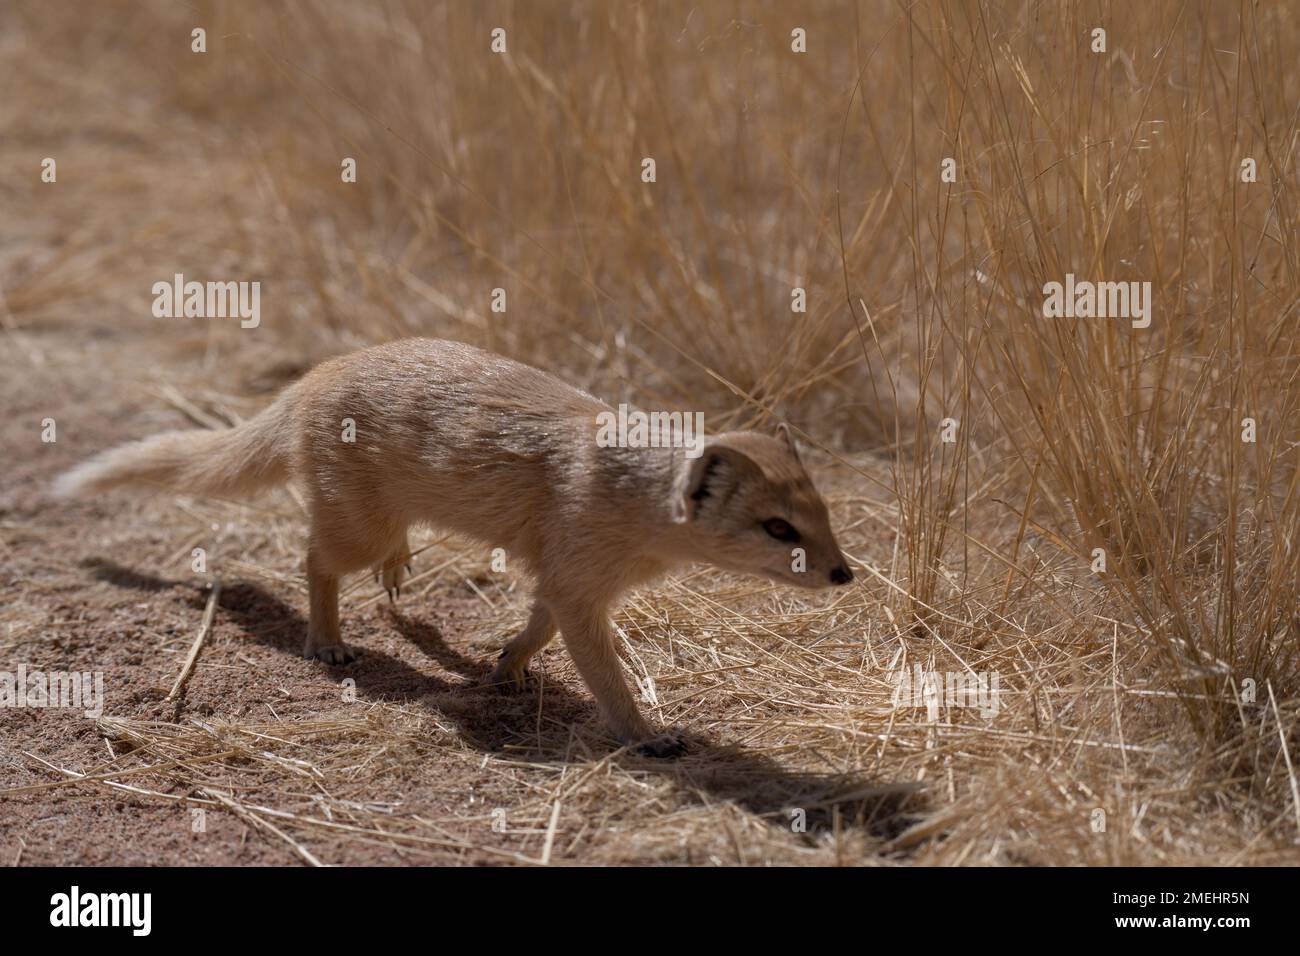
xmin=306 ymin=548 xmax=353 ymax=664
xmin=487 ymin=600 xmax=556 ymax=690
xmin=305 ymin=508 xmax=405 ymax=664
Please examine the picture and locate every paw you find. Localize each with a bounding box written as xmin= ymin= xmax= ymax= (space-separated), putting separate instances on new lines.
xmin=374 ymin=556 xmax=413 ymax=603
xmin=486 ymin=658 xmax=531 ymax=693
xmin=305 ymin=642 xmax=359 ymax=665
xmin=633 ymin=732 xmax=688 ymax=759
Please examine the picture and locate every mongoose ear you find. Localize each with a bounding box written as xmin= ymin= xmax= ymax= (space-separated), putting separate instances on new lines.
xmin=672 ymin=443 xmax=762 ymax=523
xmin=776 ymin=422 xmax=803 ymax=464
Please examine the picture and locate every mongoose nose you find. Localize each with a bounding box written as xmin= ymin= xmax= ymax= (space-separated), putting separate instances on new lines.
xmin=830 ymin=564 xmax=853 ymax=586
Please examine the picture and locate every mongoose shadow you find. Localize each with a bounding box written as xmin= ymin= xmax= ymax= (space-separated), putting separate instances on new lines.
xmin=82 ymin=557 xmax=182 ymax=593
xmin=89 ymin=560 xmax=926 ymax=845
xmin=383 ymin=608 xmax=928 ymax=842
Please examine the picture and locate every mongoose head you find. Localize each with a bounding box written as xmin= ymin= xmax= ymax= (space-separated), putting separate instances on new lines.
xmin=672 ymin=426 xmax=854 ymax=589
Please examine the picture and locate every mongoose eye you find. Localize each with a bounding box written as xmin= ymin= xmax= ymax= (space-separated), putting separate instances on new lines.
xmin=762 ymin=518 xmax=800 ymax=543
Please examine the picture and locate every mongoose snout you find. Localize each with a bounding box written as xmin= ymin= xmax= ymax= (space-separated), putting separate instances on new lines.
xmin=54 ymin=338 xmax=854 ymax=756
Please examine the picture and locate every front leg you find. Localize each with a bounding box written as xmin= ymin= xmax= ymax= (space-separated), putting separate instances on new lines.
xmin=487 ymin=600 xmax=557 ymax=690
xmin=553 ymin=602 xmax=685 ymax=758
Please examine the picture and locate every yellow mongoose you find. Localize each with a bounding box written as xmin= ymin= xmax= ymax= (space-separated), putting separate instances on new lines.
xmin=55 ymin=339 xmax=853 ymax=756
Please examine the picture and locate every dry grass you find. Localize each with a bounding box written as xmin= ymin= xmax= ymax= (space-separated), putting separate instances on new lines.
xmin=2 ymin=0 xmax=1299 ymax=864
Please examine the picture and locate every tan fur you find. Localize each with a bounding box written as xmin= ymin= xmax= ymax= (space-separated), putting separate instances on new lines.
xmin=55 ymin=339 xmax=853 ymax=755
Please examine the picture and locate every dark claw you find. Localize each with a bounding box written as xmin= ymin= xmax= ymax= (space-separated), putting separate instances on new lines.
xmin=633 ymin=733 xmax=688 ymax=759
xmin=307 ymin=643 xmax=359 ymax=665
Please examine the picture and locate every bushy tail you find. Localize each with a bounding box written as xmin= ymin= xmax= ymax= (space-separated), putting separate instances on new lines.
xmin=53 ymin=394 xmax=295 ymax=500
